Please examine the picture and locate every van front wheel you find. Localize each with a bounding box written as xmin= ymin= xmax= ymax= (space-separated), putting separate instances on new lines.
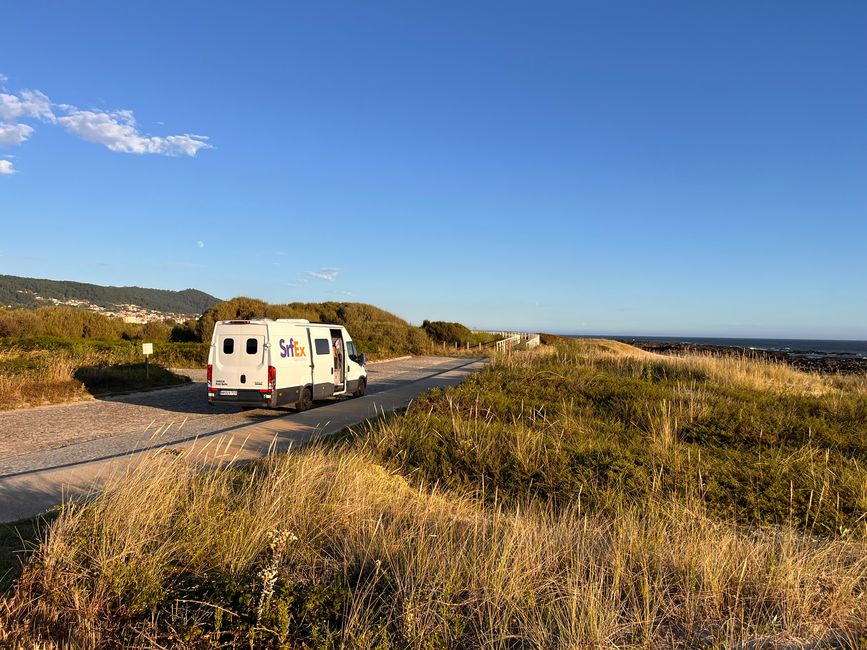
xmin=296 ymin=387 xmax=313 ymax=412
xmin=353 ymin=378 xmax=367 ymax=398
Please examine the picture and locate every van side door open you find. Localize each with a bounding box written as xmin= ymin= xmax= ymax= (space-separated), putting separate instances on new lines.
xmin=311 ymin=333 xmax=334 ymax=399
xmin=330 ymin=328 xmax=345 ymax=391
xmin=208 ymin=319 xmax=367 ymax=408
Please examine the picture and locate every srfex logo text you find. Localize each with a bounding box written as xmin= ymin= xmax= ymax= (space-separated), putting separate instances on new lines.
xmin=279 ymin=338 xmax=306 ymax=358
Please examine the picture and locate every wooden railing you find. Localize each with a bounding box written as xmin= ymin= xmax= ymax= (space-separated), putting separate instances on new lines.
xmin=472 ymin=331 xmax=541 ymax=352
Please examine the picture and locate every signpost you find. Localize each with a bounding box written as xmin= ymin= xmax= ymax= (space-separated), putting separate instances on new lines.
xmin=142 ymin=342 xmax=153 ymax=379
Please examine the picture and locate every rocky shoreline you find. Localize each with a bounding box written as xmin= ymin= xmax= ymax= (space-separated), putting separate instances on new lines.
xmin=622 ymin=340 xmax=867 ymax=375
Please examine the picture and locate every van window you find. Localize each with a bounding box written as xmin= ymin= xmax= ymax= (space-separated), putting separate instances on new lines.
xmin=314 ymin=338 xmax=330 ymax=355
xmin=246 ymin=338 xmax=258 ymax=355
xmin=347 ymin=341 xmax=357 ymax=357
xmin=223 ymin=338 xmax=234 ymax=355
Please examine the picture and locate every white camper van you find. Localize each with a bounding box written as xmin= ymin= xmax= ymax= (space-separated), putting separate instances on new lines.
xmin=207 ymin=319 xmax=368 ymax=410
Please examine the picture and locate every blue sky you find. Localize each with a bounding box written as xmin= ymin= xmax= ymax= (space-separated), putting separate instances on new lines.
xmin=1 ymin=2 xmax=865 ymax=338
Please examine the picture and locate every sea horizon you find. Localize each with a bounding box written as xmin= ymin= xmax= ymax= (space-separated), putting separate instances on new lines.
xmin=560 ymin=335 xmax=867 ymax=358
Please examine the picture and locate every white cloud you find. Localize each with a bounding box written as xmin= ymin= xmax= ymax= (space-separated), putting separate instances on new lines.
xmin=0 ymin=76 xmax=212 ymax=175
xmin=0 ymin=90 xmax=54 ymax=123
xmin=196 ymin=240 xmax=205 ymax=248
xmin=58 ymin=109 xmax=211 ymax=156
xmin=0 ymin=160 xmax=15 ymax=175
xmin=305 ymin=268 xmax=340 ymax=281
xmin=0 ymin=122 xmax=33 ymax=146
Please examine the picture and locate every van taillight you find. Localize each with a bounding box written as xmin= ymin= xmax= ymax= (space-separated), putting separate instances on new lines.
xmin=268 ymin=365 xmax=276 ymax=389
xmin=207 ymin=364 xmax=213 ymax=386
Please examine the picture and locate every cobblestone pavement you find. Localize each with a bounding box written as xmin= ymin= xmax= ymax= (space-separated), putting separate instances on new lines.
xmin=0 ymin=356 xmax=472 ymax=477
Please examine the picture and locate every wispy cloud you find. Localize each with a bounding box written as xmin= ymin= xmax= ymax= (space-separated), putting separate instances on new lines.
xmin=0 ymin=122 xmax=33 ymax=146
xmin=58 ymin=109 xmax=210 ymax=156
xmin=196 ymin=240 xmax=205 ymax=248
xmin=0 ymin=89 xmax=54 ymax=123
xmin=0 ymin=74 xmax=212 ymax=175
xmin=305 ymin=268 xmax=340 ymax=281
xmin=0 ymin=159 xmax=14 ymax=175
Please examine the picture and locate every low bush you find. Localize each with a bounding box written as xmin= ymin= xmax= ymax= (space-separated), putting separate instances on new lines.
xmin=360 ymin=340 xmax=867 ymax=537
xmin=0 ymin=337 xmax=197 ymax=409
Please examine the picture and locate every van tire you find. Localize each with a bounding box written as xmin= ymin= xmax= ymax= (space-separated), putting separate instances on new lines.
xmin=353 ymin=378 xmax=367 ymax=398
xmin=296 ymin=387 xmax=313 ymax=412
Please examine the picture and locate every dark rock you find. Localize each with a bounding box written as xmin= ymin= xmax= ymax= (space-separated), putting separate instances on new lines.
xmin=621 ymin=340 xmax=867 ymax=376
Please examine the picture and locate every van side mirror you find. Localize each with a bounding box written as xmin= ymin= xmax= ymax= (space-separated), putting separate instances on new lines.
xmin=359 ymin=353 xmax=368 ymax=366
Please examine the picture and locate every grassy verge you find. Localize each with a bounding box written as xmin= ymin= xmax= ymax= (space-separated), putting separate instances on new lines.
xmin=0 ymin=337 xmax=197 ymax=409
xmin=73 ymin=363 xmax=190 ymax=395
xmin=2 ymin=340 xmax=865 ymax=647
xmin=363 ymin=341 xmax=867 ymax=536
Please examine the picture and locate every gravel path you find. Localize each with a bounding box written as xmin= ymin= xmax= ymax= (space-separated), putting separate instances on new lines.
xmin=0 ymin=356 xmax=468 ymax=477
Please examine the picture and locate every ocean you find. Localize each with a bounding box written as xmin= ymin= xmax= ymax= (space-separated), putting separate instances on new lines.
xmin=565 ymin=335 xmax=867 ymax=359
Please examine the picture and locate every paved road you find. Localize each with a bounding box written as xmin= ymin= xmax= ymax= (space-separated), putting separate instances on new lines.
xmin=0 ymin=356 xmax=485 ymax=522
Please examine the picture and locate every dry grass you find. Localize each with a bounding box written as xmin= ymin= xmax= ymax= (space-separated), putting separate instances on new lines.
xmin=567 ymin=337 xmax=866 ymax=397
xmin=368 ymin=340 xmax=867 ymax=534
xmin=2 ymin=447 xmax=866 ymax=648
xmin=0 ymin=348 xmax=94 ymax=409
xmin=2 ymin=340 xmax=866 ymax=647
xmin=0 ymin=345 xmax=188 ymax=410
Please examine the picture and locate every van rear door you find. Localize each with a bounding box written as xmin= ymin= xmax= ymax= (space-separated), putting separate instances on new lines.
xmin=212 ymin=323 xmax=268 ymax=391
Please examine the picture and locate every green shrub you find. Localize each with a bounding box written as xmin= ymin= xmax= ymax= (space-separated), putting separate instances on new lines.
xmin=195 ymin=297 xmax=434 ymax=359
xmin=360 ymin=341 xmax=867 ymax=536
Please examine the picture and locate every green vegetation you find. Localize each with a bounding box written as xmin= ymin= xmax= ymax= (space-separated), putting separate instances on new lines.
xmin=196 ymin=297 xmax=432 ymax=358
xmin=0 ymin=337 xmax=199 ymax=409
xmin=0 ymin=517 xmax=50 ymax=595
xmin=0 ymin=298 xmax=492 ymax=410
xmin=73 ymin=363 xmax=189 ymax=395
xmin=0 ymin=305 xmax=202 ymax=342
xmin=2 ymin=340 xmax=866 ymax=647
xmin=362 ymin=339 xmax=867 ymax=536
xmin=421 ymin=320 xmax=497 ymax=347
xmin=0 ymin=274 xmax=219 ymax=314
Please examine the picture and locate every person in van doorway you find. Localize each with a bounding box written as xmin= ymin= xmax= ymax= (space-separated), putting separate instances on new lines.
xmin=333 ymin=339 xmax=344 ymax=385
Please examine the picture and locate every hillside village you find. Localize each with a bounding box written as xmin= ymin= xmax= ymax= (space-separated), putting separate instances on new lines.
xmin=8 ymin=290 xmax=197 ymax=323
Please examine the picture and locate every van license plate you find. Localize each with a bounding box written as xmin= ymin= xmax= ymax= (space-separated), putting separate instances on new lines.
xmin=220 ymin=390 xmax=238 ymax=396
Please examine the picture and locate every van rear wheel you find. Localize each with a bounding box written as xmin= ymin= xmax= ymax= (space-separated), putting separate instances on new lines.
xmin=353 ymin=378 xmax=367 ymax=398
xmin=296 ymin=387 xmax=313 ymax=412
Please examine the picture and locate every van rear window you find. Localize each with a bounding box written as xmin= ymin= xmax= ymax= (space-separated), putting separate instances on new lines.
xmin=314 ymin=339 xmax=330 ymax=355
xmin=223 ymin=338 xmax=234 ymax=355
xmin=246 ymin=338 xmax=258 ymax=355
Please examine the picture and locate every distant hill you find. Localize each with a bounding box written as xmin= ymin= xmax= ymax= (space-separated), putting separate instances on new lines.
xmin=0 ymin=274 xmax=220 ymax=316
